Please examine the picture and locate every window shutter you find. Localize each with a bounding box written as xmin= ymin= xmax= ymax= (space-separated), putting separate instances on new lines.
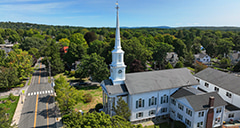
xmin=161 ymin=97 xmax=163 ymax=104
xmin=136 ymin=101 xmax=138 ymax=108
xmin=155 ymin=97 xmax=157 ymax=105
xmin=166 ymin=96 xmax=168 ymax=103
xmin=143 ymin=99 xmax=144 ymax=107
xmin=136 ymin=113 xmax=138 ymax=118
xmin=149 ymin=99 xmax=151 ymax=106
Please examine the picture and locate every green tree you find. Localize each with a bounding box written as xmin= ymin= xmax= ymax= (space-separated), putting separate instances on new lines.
xmin=0 ymin=49 xmax=7 ymax=66
xmin=175 ymin=61 xmax=184 ymax=68
xmin=113 ymin=97 xmax=131 ymax=121
xmin=75 ymin=53 xmax=109 ymax=82
xmin=84 ymin=31 xmax=97 ymax=45
xmin=0 ymin=34 xmax=4 ymax=44
xmin=20 ymin=37 xmax=46 ymax=51
xmin=0 ymin=67 xmax=19 ymax=89
xmin=7 ymin=49 xmax=33 ymax=79
xmin=59 ymin=38 xmax=70 ymax=47
xmin=54 ymin=75 xmax=79 ymax=114
xmin=41 ymin=41 xmax=64 ymax=76
xmin=28 ymin=48 xmax=40 ymax=59
xmin=184 ymin=51 xmax=195 ymax=67
xmin=129 ymin=59 xmax=144 ymax=73
xmin=233 ymin=61 xmax=240 ymax=72
xmin=64 ymin=33 xmax=88 ymax=65
xmin=152 ymin=42 xmax=174 ymax=69
xmin=165 ymin=62 xmax=173 ymax=69
xmin=220 ymin=57 xmax=231 ymax=69
xmin=0 ymin=107 xmax=14 ymax=128
xmin=172 ymin=39 xmax=187 ymax=57
xmin=217 ymin=39 xmax=235 ymax=57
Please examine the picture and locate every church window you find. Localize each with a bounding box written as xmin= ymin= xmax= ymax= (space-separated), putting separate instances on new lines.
xmin=171 ymin=98 xmax=176 ymax=105
xmin=136 ymin=98 xmax=144 ymax=109
xmin=149 ymin=96 xmax=157 ymax=106
xmin=178 ymin=103 xmax=184 ymax=111
xmin=136 ymin=112 xmax=143 ymax=118
xmin=226 ymin=92 xmax=232 ymax=98
xmin=197 ymin=122 xmax=203 ymax=128
xmin=177 ymin=113 xmax=183 ymax=120
xmin=149 ymin=110 xmax=156 ymax=116
xmin=185 ymin=118 xmax=191 ymax=127
xmin=186 ymin=108 xmax=192 ymax=116
xmin=228 ymin=113 xmax=234 ymax=118
xmin=198 ymin=111 xmax=204 ymax=117
xmin=214 ymin=87 xmax=219 ymax=92
xmin=216 ymin=108 xmax=222 ymax=113
xmin=161 ymin=108 xmax=167 ymax=113
xmin=161 ymin=95 xmax=168 ymax=104
xmin=205 ymin=82 xmax=209 ymax=88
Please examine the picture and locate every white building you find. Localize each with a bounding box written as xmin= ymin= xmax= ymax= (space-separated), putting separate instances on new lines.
xmin=194 ymin=52 xmax=211 ymax=65
xmin=100 ymin=3 xmax=240 ymax=128
xmin=195 ymin=68 xmax=240 ymax=123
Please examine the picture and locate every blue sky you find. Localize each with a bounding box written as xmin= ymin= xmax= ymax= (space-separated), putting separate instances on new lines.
xmin=0 ymin=0 xmax=240 ymax=27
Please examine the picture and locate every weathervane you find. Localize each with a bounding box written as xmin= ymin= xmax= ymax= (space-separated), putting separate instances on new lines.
xmin=116 ymin=1 xmax=119 ymax=10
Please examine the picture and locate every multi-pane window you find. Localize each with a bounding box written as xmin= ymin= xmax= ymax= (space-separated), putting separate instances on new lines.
xmin=226 ymin=92 xmax=232 ymax=98
xmin=228 ymin=113 xmax=234 ymax=118
xmin=197 ymin=122 xmax=203 ymax=127
xmin=205 ymin=82 xmax=209 ymax=88
xmin=136 ymin=98 xmax=145 ymax=109
xmin=177 ymin=113 xmax=183 ymax=120
xmin=196 ymin=79 xmax=200 ymax=83
xmin=186 ymin=119 xmax=192 ymax=126
xmin=214 ymin=87 xmax=219 ymax=92
xmin=171 ymin=98 xmax=176 ymax=105
xmin=136 ymin=112 xmax=143 ymax=118
xmin=186 ymin=108 xmax=192 ymax=116
xmin=149 ymin=110 xmax=156 ymax=116
xmin=161 ymin=108 xmax=167 ymax=113
xmin=215 ymin=117 xmax=220 ymax=124
xmin=178 ymin=103 xmax=184 ymax=111
xmin=149 ymin=96 xmax=157 ymax=106
xmin=198 ymin=111 xmax=204 ymax=117
xmin=161 ymin=94 xmax=168 ymax=104
xmin=216 ymin=108 xmax=222 ymax=113
xmin=185 ymin=118 xmax=191 ymax=127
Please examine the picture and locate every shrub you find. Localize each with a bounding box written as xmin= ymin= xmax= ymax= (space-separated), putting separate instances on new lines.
xmin=70 ymin=70 xmax=75 ymax=77
xmin=64 ymin=70 xmax=69 ymax=75
xmin=5 ymin=100 xmax=11 ymax=106
xmin=8 ymin=93 xmax=17 ymax=101
xmin=95 ymin=103 xmax=103 ymax=112
xmin=83 ymin=93 xmax=92 ymax=103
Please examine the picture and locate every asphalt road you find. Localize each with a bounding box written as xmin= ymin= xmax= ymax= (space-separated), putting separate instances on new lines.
xmin=18 ymin=60 xmax=56 ymax=128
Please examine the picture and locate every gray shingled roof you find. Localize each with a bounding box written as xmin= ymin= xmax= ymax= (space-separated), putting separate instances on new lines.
xmin=185 ymin=92 xmax=227 ymax=111
xmin=195 ymin=68 xmax=240 ymax=95
xmin=125 ymin=68 xmax=199 ymax=95
xmin=171 ymin=87 xmax=205 ymax=99
xmin=104 ymin=79 xmax=128 ymax=95
xmin=225 ymin=103 xmax=240 ymax=112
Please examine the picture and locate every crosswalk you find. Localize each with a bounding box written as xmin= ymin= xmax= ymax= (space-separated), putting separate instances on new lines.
xmin=27 ymin=90 xmax=54 ymax=96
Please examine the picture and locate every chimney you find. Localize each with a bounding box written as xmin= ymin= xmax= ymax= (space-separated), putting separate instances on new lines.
xmin=206 ymin=96 xmax=214 ymax=128
xmin=209 ymin=96 xmax=214 ymax=108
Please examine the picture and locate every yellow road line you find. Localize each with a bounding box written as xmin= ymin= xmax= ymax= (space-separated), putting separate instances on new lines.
xmin=38 ymin=63 xmax=41 ymax=84
xmin=46 ymin=96 xmax=51 ymax=128
xmin=33 ymin=94 xmax=39 ymax=128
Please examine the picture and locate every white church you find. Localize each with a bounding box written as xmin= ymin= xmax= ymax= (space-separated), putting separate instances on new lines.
xmin=100 ymin=3 xmax=240 ymax=128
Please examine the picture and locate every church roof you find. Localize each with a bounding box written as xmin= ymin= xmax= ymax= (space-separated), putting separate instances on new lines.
xmin=195 ymin=68 xmax=240 ymax=95
xmin=103 ymin=79 xmax=128 ymax=95
xmin=171 ymin=87 xmax=205 ymax=99
xmin=125 ymin=68 xmax=199 ymax=95
xmin=185 ymin=92 xmax=227 ymax=111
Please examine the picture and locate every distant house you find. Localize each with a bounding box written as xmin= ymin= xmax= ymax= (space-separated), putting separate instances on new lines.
xmin=194 ymin=51 xmax=211 ymax=65
xmin=166 ymin=52 xmax=179 ymax=67
xmin=229 ymin=51 xmax=240 ymax=65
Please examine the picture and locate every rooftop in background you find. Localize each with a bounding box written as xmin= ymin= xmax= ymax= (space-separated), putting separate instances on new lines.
xmin=195 ymin=68 xmax=240 ymax=95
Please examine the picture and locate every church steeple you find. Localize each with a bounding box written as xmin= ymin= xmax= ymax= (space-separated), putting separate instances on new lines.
xmin=109 ymin=1 xmax=126 ymax=85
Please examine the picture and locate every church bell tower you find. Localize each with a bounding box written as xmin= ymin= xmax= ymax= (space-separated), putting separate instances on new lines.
xmin=109 ymin=2 xmax=126 ymax=85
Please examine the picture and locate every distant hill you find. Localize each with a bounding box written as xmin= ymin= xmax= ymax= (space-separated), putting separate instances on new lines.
xmin=0 ymin=21 xmax=240 ymax=31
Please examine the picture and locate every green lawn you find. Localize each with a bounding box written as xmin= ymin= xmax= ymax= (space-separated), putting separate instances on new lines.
xmin=0 ymin=96 xmax=19 ymax=121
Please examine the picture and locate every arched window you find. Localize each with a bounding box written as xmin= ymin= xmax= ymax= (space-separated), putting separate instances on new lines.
xmin=136 ymin=98 xmax=144 ymax=108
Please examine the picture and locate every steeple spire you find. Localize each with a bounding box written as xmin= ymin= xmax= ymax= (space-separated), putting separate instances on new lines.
xmin=109 ymin=1 xmax=126 ymax=85
xmin=115 ymin=1 xmax=121 ymax=49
